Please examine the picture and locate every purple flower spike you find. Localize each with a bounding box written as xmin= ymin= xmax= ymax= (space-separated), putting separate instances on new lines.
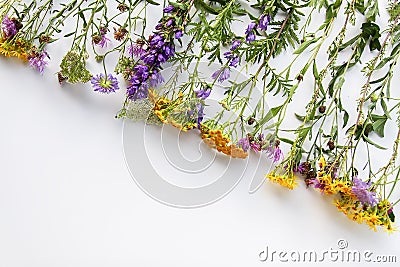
xmin=212 ymin=67 xmax=230 ymax=83
xmin=195 ymin=87 xmax=211 ymax=99
xmin=91 ymin=74 xmax=120 ymax=94
xmin=163 ymin=5 xmax=175 ymax=13
xmin=28 ymin=51 xmax=48 ymax=74
xmin=1 ymin=15 xmax=17 ymax=39
xmin=351 ymin=177 xmax=378 ymax=206
xmin=245 ymin=22 xmax=257 ymax=43
xmin=259 ymin=14 xmax=271 ymax=31
xmin=231 ymin=40 xmax=241 ymax=50
xmin=229 ymin=55 xmax=240 ymax=67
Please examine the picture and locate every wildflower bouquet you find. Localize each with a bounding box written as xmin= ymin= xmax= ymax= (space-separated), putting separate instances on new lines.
xmin=1 ymin=0 xmax=400 ymax=233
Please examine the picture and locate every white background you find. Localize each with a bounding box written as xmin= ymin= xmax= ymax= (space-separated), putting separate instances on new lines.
xmin=1 ymin=1 xmax=400 ymax=266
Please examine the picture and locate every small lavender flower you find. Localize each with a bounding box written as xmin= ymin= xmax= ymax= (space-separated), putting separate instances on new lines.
xmin=195 ymin=87 xmax=211 ymax=99
xmin=238 ymin=137 xmax=250 ymax=152
xmin=212 ymin=67 xmax=230 ymax=83
xmin=28 ymin=51 xmax=48 ymax=74
xmin=230 ymin=40 xmax=241 ymax=51
xmin=91 ymin=73 xmax=120 ymax=94
xmin=266 ymin=141 xmax=284 ymax=163
xmin=351 ymin=177 xmax=378 ymax=206
xmin=1 ymin=15 xmax=17 ymax=39
xmin=128 ymin=43 xmax=146 ymax=57
xmin=163 ymin=5 xmax=175 ymax=13
xmin=259 ymin=14 xmax=271 ymax=31
xmin=245 ymin=22 xmax=257 ymax=43
xmin=149 ymin=71 xmax=164 ymax=87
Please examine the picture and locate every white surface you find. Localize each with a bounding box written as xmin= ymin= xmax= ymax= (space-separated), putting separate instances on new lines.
xmin=1 ymin=5 xmax=400 ymax=267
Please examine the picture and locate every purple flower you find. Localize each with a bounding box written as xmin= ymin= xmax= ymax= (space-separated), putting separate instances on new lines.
xmin=351 ymin=177 xmax=377 ymax=206
xmin=296 ymin=162 xmax=307 ymax=174
xmin=91 ymin=73 xmax=120 ymax=94
xmin=163 ymin=5 xmax=174 ymax=13
xmin=224 ymin=51 xmax=240 ymax=68
xmin=195 ymin=87 xmax=211 ymax=99
xmin=96 ymin=34 xmax=110 ymax=48
xmin=231 ymin=40 xmax=241 ymax=50
xmin=166 ymin=18 xmax=174 ymax=27
xmin=1 ymin=15 xmax=17 ymax=39
xmin=246 ymin=32 xmax=256 ymax=43
xmin=310 ymin=179 xmax=325 ymax=191
xmin=127 ymin=83 xmax=149 ymax=100
xmin=175 ymin=30 xmax=183 ymax=39
xmin=211 ymin=67 xmax=230 ymax=83
xmin=197 ymin=103 xmax=204 ymax=128
xmin=250 ymin=142 xmax=261 ymax=152
xmin=238 ymin=137 xmax=250 ymax=152
xmin=28 ymin=51 xmax=48 ymax=74
xmin=266 ymin=142 xmax=284 ymax=163
xmin=259 ymin=14 xmax=271 ymax=31
xmin=128 ymin=43 xmax=146 ymax=57
xmin=245 ymin=22 xmax=257 ymax=34
xmin=149 ymin=71 xmax=164 ymax=87
xmin=245 ymin=22 xmax=257 ymax=43
xmin=150 ymin=34 xmax=165 ymax=48
xmin=230 ymin=55 xmax=240 ymax=67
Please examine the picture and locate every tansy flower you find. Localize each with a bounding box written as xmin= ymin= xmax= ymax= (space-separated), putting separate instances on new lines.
xmin=266 ymin=173 xmax=297 ymax=190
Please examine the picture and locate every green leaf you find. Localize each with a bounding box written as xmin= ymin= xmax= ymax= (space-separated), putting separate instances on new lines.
xmin=146 ymin=0 xmax=160 ymax=5
xmin=257 ymin=105 xmax=284 ymax=126
xmin=371 ymin=114 xmax=388 ymax=137
xmin=64 ymin=32 xmax=75 ymax=37
xmin=362 ymin=134 xmax=387 ymax=150
xmin=343 ymin=110 xmax=349 ymax=128
xmin=194 ymin=0 xmax=219 ymax=15
xmin=293 ymin=38 xmax=318 ymax=54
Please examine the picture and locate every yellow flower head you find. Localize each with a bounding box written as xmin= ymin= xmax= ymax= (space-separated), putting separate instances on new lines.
xmin=199 ymin=124 xmax=248 ymax=159
xmin=266 ymin=173 xmax=297 ymax=190
xmin=0 ymin=38 xmax=31 ymax=61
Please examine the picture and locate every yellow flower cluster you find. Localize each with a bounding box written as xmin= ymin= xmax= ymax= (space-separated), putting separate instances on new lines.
xmin=200 ymin=124 xmax=248 ymax=159
xmin=334 ymin=197 xmax=396 ymax=233
xmin=150 ymin=90 xmax=197 ymax=131
xmin=0 ymin=38 xmax=31 ymax=61
xmin=266 ymin=173 xmax=297 ymax=190
xmin=313 ymin=157 xmax=354 ymax=196
xmin=312 ymin=157 xmax=396 ymax=233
